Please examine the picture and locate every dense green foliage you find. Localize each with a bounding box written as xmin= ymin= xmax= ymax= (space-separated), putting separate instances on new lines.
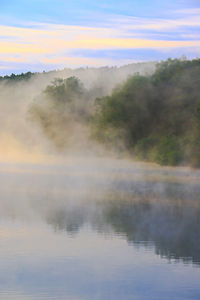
xmin=29 ymin=77 xmax=90 ymax=148
xmin=27 ymin=58 xmax=200 ymax=167
xmin=92 ymin=58 xmax=200 ymax=167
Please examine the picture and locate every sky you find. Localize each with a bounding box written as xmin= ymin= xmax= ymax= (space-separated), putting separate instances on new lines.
xmin=0 ymin=0 xmax=200 ymax=74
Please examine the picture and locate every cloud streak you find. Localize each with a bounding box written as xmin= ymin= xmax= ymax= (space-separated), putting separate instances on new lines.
xmin=0 ymin=7 xmax=200 ymax=74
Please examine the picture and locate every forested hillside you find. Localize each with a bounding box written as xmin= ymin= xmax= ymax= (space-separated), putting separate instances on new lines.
xmin=92 ymin=58 xmax=200 ymax=167
xmin=6 ymin=58 xmax=199 ymax=167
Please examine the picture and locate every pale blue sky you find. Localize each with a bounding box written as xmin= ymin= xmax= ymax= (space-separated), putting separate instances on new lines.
xmin=0 ymin=0 xmax=200 ymax=74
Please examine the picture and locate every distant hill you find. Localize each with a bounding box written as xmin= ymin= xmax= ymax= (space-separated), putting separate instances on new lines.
xmin=0 ymin=62 xmax=156 ymax=96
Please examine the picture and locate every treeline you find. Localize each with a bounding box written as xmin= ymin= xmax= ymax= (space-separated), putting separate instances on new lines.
xmin=0 ymin=71 xmax=34 ymax=82
xmin=0 ymin=61 xmax=154 ymax=87
xmin=29 ymin=58 xmax=200 ymax=167
xmin=92 ymin=58 xmax=200 ymax=167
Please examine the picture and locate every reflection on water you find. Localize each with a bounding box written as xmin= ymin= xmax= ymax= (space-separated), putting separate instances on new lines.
xmin=0 ymin=159 xmax=200 ymax=299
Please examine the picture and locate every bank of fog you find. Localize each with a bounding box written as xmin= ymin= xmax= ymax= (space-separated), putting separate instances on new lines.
xmin=0 ymin=62 xmax=155 ymax=163
xmin=1 ymin=58 xmax=200 ymax=168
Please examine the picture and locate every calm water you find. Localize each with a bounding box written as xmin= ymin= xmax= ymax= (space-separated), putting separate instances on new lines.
xmin=0 ymin=158 xmax=200 ymax=300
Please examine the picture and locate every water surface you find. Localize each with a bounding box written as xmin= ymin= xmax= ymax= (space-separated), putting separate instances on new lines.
xmin=0 ymin=158 xmax=200 ymax=300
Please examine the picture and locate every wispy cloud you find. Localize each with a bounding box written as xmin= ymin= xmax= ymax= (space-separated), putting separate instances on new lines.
xmin=0 ymin=22 xmax=199 ymax=55
xmin=0 ymin=7 xmax=200 ymax=73
xmin=110 ymin=12 xmax=200 ymax=34
xmin=174 ymin=8 xmax=200 ymax=15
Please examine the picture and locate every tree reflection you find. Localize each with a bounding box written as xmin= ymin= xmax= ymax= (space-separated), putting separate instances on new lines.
xmin=45 ymin=185 xmax=200 ymax=265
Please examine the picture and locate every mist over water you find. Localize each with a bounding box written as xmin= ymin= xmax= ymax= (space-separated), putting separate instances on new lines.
xmin=0 ymin=63 xmax=200 ymax=300
xmin=0 ymin=158 xmax=200 ymax=299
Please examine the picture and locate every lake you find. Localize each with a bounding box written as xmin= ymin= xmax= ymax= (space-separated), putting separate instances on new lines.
xmin=0 ymin=158 xmax=200 ymax=300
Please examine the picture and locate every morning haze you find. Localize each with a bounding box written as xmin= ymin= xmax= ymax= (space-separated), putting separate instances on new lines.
xmin=0 ymin=1 xmax=200 ymax=299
